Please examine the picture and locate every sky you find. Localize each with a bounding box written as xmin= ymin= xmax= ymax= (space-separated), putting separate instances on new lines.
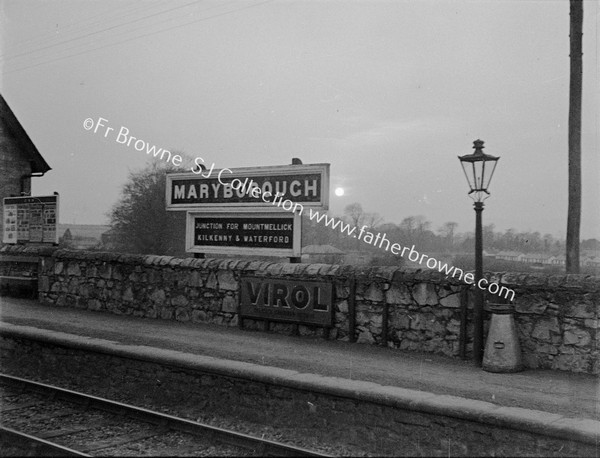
xmin=1 ymin=0 xmax=598 ymax=240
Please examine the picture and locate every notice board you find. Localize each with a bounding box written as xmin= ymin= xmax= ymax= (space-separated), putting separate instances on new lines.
xmin=2 ymin=195 xmax=59 ymax=244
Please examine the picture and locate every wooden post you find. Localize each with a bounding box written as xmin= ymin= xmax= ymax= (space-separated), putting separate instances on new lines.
xmin=566 ymin=0 xmax=583 ymax=273
xmin=381 ymin=299 xmax=389 ymax=347
xmin=348 ymin=276 xmax=357 ymax=342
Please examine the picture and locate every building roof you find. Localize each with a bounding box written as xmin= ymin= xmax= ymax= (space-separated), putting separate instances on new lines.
xmin=58 ymin=224 xmax=110 ymax=240
xmin=496 ymin=250 xmax=524 ymax=257
xmin=0 ymin=94 xmax=51 ymax=174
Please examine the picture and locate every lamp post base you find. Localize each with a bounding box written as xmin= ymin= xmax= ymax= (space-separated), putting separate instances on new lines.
xmin=482 ymin=306 xmax=523 ymax=373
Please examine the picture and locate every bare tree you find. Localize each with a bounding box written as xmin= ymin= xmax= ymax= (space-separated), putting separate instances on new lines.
xmin=566 ymin=0 xmax=583 ymax=273
xmin=344 ymin=202 xmax=367 ymax=229
xmin=108 ymin=162 xmax=185 ymax=255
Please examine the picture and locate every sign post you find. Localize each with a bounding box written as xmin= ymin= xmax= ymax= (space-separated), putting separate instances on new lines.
xmin=166 ymin=161 xmax=333 ymax=331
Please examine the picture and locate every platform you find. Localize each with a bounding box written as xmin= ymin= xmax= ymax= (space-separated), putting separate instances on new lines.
xmin=1 ymin=296 xmax=597 ymax=422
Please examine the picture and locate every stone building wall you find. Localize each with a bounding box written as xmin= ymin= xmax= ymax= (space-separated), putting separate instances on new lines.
xmin=0 ymin=121 xmax=32 ymax=237
xmin=2 ymin=245 xmax=598 ymax=374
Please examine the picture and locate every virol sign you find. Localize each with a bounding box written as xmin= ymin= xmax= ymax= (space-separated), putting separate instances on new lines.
xmin=240 ymin=276 xmax=333 ymax=326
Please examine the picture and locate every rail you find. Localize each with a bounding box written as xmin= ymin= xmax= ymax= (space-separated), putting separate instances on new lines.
xmin=0 ymin=373 xmax=330 ymax=457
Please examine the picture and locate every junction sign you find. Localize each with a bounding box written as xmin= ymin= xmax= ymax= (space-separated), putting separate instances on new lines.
xmin=167 ymin=162 xmax=329 ymax=258
xmin=186 ymin=212 xmax=301 ymax=257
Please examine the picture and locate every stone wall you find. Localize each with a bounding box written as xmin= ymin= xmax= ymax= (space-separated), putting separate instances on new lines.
xmin=1 ymin=245 xmax=598 ymax=374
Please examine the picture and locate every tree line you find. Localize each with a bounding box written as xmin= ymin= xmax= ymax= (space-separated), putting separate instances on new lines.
xmin=104 ymin=163 xmax=598 ymax=266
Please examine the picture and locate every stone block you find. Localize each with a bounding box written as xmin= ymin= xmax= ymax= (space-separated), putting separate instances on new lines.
xmin=357 ymin=330 xmax=375 ymax=344
xmin=514 ymin=297 xmax=548 ymax=314
xmin=439 ymin=293 xmax=460 ymax=308
xmin=563 ymin=328 xmax=591 ymax=347
xmin=171 ymin=295 xmax=189 ymax=307
xmin=271 ymin=322 xmax=294 ymax=334
xmin=160 ymin=308 xmax=173 ymax=320
xmin=88 ymin=299 xmax=102 ymax=311
xmin=50 ymin=281 xmax=61 ymax=292
xmin=192 ymin=310 xmax=208 ymax=323
xmin=189 ymin=270 xmax=202 ymax=287
xmin=536 ymin=343 xmax=559 ymax=355
xmin=433 ymin=308 xmax=453 ymax=319
xmin=305 ymin=264 xmax=325 ymax=276
xmin=265 ymin=263 xmax=285 ymax=276
xmin=364 ymin=283 xmax=384 ymax=302
xmin=370 ymin=313 xmax=383 ymax=329
xmin=531 ymin=317 xmax=560 ymax=342
xmin=65 ymin=262 xmax=81 ymax=276
xmin=334 ymin=312 xmax=346 ymax=323
xmin=54 ymin=262 xmax=64 ymax=275
xmin=356 ymin=311 xmax=370 ymax=326
xmin=122 ymin=287 xmax=134 ymax=302
xmin=413 ymin=283 xmax=438 ymax=306
xmin=209 ymin=298 xmax=223 ymax=311
xmin=335 ymin=283 xmax=350 ymax=299
xmin=446 ymin=319 xmax=460 ymax=334
xmin=205 ymin=272 xmax=218 ymax=289
xmin=391 ymin=313 xmax=410 ymax=330
xmin=427 ymin=320 xmax=446 ymax=335
xmin=222 ymin=295 xmax=238 ymax=313
xmin=175 ymin=308 xmax=190 ymax=322
xmin=399 ymin=339 xmax=419 ymax=351
xmin=584 ymin=319 xmax=599 ymax=329
xmin=298 ymin=325 xmax=315 ymax=336
xmin=410 ymin=314 xmax=431 ymax=331
xmin=336 ymin=300 xmax=348 ymax=313
xmin=38 ymin=276 xmax=50 ymax=292
xmin=552 ymin=354 xmax=590 ymax=373
xmin=99 ymin=263 xmax=111 ymax=279
xmin=217 ymin=270 xmax=238 ymax=291
xmin=385 ymin=284 xmax=412 ymax=305
xmin=150 ymin=289 xmax=166 ymax=304
xmin=563 ymin=302 xmax=597 ymax=319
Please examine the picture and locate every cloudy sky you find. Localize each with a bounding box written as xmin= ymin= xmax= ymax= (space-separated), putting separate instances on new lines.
xmin=1 ymin=0 xmax=598 ymax=239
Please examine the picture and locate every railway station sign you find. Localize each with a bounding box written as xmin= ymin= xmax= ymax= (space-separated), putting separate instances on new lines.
xmin=186 ymin=212 xmax=301 ymax=257
xmin=240 ymin=275 xmax=334 ymax=326
xmin=167 ymin=163 xmax=329 ymax=212
xmin=2 ymin=195 xmax=59 ymax=244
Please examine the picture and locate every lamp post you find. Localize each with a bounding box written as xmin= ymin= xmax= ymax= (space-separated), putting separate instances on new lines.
xmin=458 ymin=139 xmax=500 ymax=365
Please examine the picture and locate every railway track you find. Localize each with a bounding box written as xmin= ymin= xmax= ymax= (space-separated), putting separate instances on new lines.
xmin=0 ymin=373 xmax=330 ymax=457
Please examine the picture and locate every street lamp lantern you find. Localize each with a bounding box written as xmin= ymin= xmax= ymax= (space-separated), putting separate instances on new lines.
xmin=458 ymin=139 xmax=500 ymax=366
xmin=458 ymin=139 xmax=500 ymax=202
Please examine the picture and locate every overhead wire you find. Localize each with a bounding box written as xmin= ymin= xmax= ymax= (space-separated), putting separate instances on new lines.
xmin=5 ymin=1 xmax=158 ymax=52
xmin=3 ymin=0 xmax=273 ymax=75
xmin=0 ymin=0 xmax=204 ymax=62
xmin=14 ymin=1 xmax=234 ymax=66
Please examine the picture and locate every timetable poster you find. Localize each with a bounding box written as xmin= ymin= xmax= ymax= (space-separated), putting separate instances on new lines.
xmin=2 ymin=195 xmax=59 ymax=244
xmin=2 ymin=204 xmax=17 ymax=243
